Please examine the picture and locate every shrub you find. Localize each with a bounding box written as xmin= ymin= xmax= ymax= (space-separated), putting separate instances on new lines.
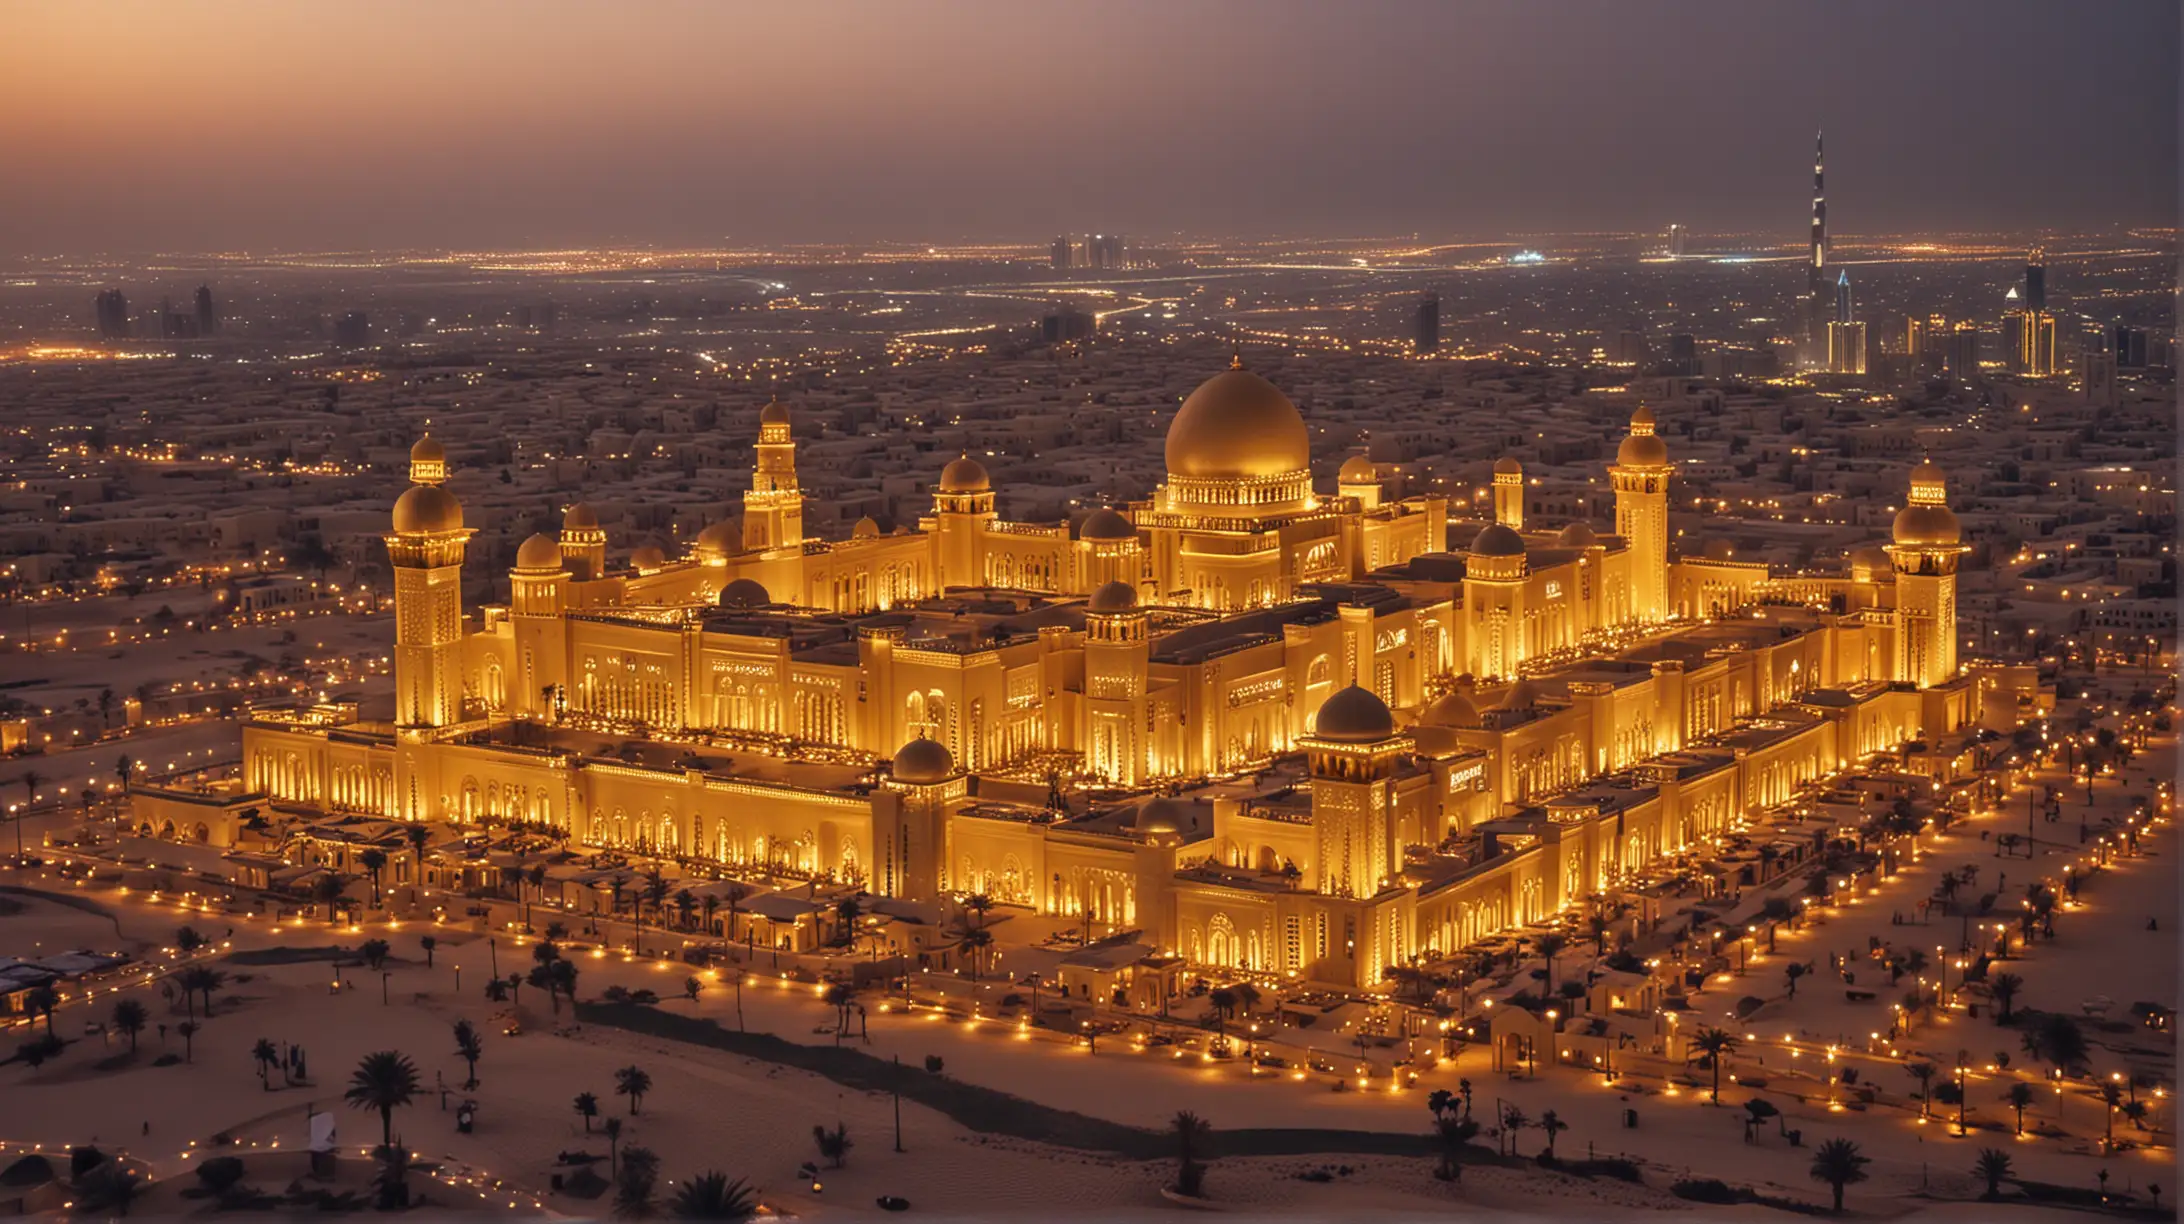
xmin=1672 ymin=1178 xmax=1739 ymax=1204
xmin=923 ymin=1055 xmax=944 ymax=1074
xmin=69 ymin=1147 xmax=107 ymax=1179
xmin=1568 ymin=1158 xmax=1644 ymax=1183
xmin=195 ymin=1156 xmax=247 ymax=1195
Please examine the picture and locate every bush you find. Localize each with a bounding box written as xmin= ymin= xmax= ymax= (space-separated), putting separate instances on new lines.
xmin=923 ymin=1055 xmax=944 ymax=1075
xmin=1672 ymin=1178 xmax=1739 ymax=1204
xmin=69 ymin=1147 xmax=107 ymax=1179
xmin=195 ymin=1156 xmax=247 ymax=1195
xmin=1568 ymin=1158 xmax=1643 ymax=1183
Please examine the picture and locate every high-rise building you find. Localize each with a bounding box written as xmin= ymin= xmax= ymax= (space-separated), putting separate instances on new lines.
xmin=94 ymin=290 xmax=130 ymax=339
xmin=1610 ymin=330 xmax=1649 ymax=365
xmin=334 ymin=311 xmax=372 ymax=347
xmin=1667 ymin=224 xmax=1686 ymax=258
xmin=1944 ymin=322 xmax=1982 ymax=383
xmin=2114 ymin=325 xmax=2148 ymax=369
xmin=1918 ymin=313 xmax=1951 ymax=374
xmin=1084 ymin=234 xmax=1124 ymax=270
xmin=1827 ymin=321 xmax=1867 ymax=374
xmin=2005 ymin=310 xmax=2056 ymax=376
xmin=1904 ymin=316 xmax=1925 ymax=363
xmin=193 ymin=285 xmax=219 ymax=336
xmin=1413 ymin=294 xmax=1440 ymax=354
xmin=1050 ymin=236 xmax=1073 ymax=271
xmin=1668 ymin=333 xmax=1696 ymax=376
xmin=158 ymin=297 xmax=198 ymax=339
xmin=1806 ymin=130 xmax=1829 ymax=357
xmin=2081 ymin=337 xmax=2119 ymax=408
xmin=1834 ymin=269 xmax=1853 ymax=325
xmin=2024 ymin=248 xmax=2046 ymax=314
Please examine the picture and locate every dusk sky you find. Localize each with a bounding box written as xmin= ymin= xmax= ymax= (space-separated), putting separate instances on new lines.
xmin=2 ymin=0 xmax=2175 ymax=253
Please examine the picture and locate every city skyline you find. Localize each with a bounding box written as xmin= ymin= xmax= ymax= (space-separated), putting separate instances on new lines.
xmin=2 ymin=0 xmax=2177 ymax=254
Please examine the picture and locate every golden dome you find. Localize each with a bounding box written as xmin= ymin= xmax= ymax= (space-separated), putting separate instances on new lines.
xmin=1849 ymin=545 xmax=1890 ymax=580
xmin=1314 ymin=684 xmax=1396 ymax=744
xmin=1080 ymin=507 xmax=1135 ymax=541
xmin=409 ymin=434 xmax=445 ymax=464
xmin=853 ymin=515 xmax=881 ymax=539
xmin=1421 ymin=690 xmax=1481 ymax=729
xmin=1494 ymin=456 xmax=1523 ymax=476
xmin=1135 ymin=797 xmax=1190 ymax=840
xmin=939 ymin=455 xmax=991 ymax=493
xmin=392 ymin=485 xmax=463 ymax=534
xmin=1892 ymin=504 xmax=1962 ymax=547
xmin=718 ymin=578 xmax=770 ymax=609
xmin=1616 ymin=405 xmax=1670 ymax=467
xmin=1087 ymin=580 xmax=1139 ymax=612
xmin=694 ymin=521 xmax=739 ymax=557
xmin=1338 ymin=454 xmax=1377 ymax=483
xmin=1165 ymin=368 xmax=1311 ymax=480
xmin=1556 ymin=521 xmax=1598 ymax=548
xmin=630 ymin=545 xmax=666 ymax=571
xmin=1469 ymin=523 xmax=1526 ymax=557
xmin=515 ymin=532 xmax=562 ymax=570
xmin=759 ymin=399 xmax=791 ymax=426
xmin=563 ymin=502 xmax=599 ymax=531
xmin=1497 ymin=679 xmax=1541 ymax=711
xmin=891 ymin=737 xmax=955 ymax=785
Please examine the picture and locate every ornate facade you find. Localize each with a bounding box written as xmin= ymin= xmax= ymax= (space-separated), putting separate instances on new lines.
xmin=239 ymin=364 xmax=2019 ymax=990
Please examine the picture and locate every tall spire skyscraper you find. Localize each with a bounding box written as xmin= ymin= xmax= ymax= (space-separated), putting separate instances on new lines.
xmin=1807 ymin=130 xmax=1828 ymax=357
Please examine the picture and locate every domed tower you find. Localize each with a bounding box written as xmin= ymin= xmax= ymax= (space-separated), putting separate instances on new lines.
xmin=879 ymin=737 xmax=959 ymax=899
xmin=386 ymin=467 xmax=474 ymax=734
xmin=408 ymin=434 xmax=447 ymax=486
xmin=510 ymin=533 xmax=569 ymax=718
xmin=743 ymin=397 xmax=805 ymax=551
xmin=558 ymin=503 xmax=607 ymax=581
xmin=1886 ymin=460 xmax=1967 ymax=688
xmin=1077 ymin=508 xmax=1142 ymax=592
xmin=932 ymin=454 xmax=996 ymax=590
xmin=1492 ymin=457 xmax=1524 ymax=530
xmin=1157 ymin=359 xmax=1314 ymax=521
xmin=1338 ymin=454 xmax=1381 ymax=510
xmin=1083 ymin=581 xmax=1151 ymax=786
xmin=1302 ymin=686 xmax=1407 ymax=902
xmin=1609 ymin=404 xmax=1672 ymax=621
xmin=1462 ymin=523 xmax=1528 ymax=680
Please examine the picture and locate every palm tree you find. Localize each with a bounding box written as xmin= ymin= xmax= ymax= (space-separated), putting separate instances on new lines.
xmin=178 ymin=965 xmax=226 ymax=1018
xmin=176 ymin=1019 xmax=200 ymax=1062
xmin=110 ymin=999 xmax=147 ymax=1053
xmin=405 ymin=822 xmax=431 ymax=880
xmin=674 ymin=890 xmax=698 ymax=932
xmin=727 ymin=967 xmax=746 ymax=1032
xmin=1499 ymin=1105 xmax=1530 ymax=1157
xmin=1784 ymin=962 xmax=1808 ymax=997
xmin=823 ymin=984 xmax=854 ymax=1044
xmin=721 ymin=883 xmax=749 ymax=943
xmin=669 ymin=1171 xmax=758 ymax=1220
xmin=359 ymin=849 xmax=388 ymax=906
xmin=1688 ymin=1026 xmax=1740 ymax=1104
xmin=1534 ymin=933 xmax=1567 ymax=993
xmin=574 ymin=1092 xmax=600 ymax=1133
xmin=2023 ymin=1013 xmax=2089 ymax=1075
xmin=311 ymin=871 xmax=349 ymax=916
xmin=176 ymin=926 xmax=206 ymax=955
xmin=812 ymin=1121 xmax=852 ymax=1169
xmin=1536 ymin=1109 xmax=1568 ymax=1160
xmin=12 ymin=768 xmax=44 ymax=859
xmin=1426 ymin=1092 xmax=1477 ymax=1180
xmin=345 ymin=1050 xmax=421 ymax=1153
xmin=959 ymin=927 xmax=994 ymax=980
xmin=23 ymin=984 xmax=58 ymax=1038
xmin=252 ymin=1038 xmax=279 ymax=1090
xmin=1973 ymin=1148 xmax=2014 ymax=1199
xmin=550 ymin=959 xmax=579 ymax=1008
xmin=603 ymin=1117 xmax=623 ymax=1176
xmin=1906 ymin=1062 xmax=1939 ymax=1119
xmin=613 ymin=1145 xmax=659 ymax=1220
xmin=453 ymin=1019 xmax=484 ymax=1089
xmin=505 ymin=973 xmax=524 ymax=1006
xmin=683 ymin=976 xmax=702 ymax=1003
xmin=963 ymin=893 xmax=994 ymax=929
xmin=1170 ymin=1110 xmax=1212 ymax=1198
xmin=485 ymin=978 xmax=509 ymax=1003
xmin=1809 ymin=1138 xmax=1871 ymax=1213
xmin=360 ymin=939 xmax=392 ymax=970
xmin=2099 ymin=1083 xmax=2123 ymax=1150
xmin=615 ymin=1064 xmax=653 ymax=1114
xmin=700 ymin=894 xmax=721 ymax=937
xmin=2002 ymin=1082 xmax=2035 ymax=1136
xmin=1989 ymin=973 xmax=2023 ymax=1023
xmin=419 ymin=935 xmax=437 ymax=968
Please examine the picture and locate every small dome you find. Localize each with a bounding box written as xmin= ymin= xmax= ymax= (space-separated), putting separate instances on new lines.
xmin=630 ymin=545 xmax=666 ymax=570
xmin=1910 ymin=458 xmax=1946 ymax=486
xmin=939 ymin=455 xmax=991 ymax=493
xmin=1165 ymin=367 xmax=1311 ymax=481
xmin=1314 ymin=684 xmax=1397 ymax=744
xmin=1469 ymin=523 xmax=1526 ymax=557
xmin=515 ymin=533 xmax=562 ymax=570
xmin=717 ymin=578 xmax=770 ymax=609
xmin=1421 ymin=690 xmax=1481 ymax=729
xmin=1892 ymin=504 xmax=1962 ymax=548
xmin=891 ymin=737 xmax=955 ymax=785
xmin=695 ymin=521 xmax=739 ymax=556
xmin=563 ymin=502 xmax=599 ymax=531
xmin=1497 ymin=679 xmax=1541 ymax=711
xmin=1556 ymin=521 xmax=1598 ymax=548
xmin=409 ymin=434 xmax=445 ymax=463
xmin=1616 ymin=432 xmax=1670 ymax=467
xmin=1079 ymin=508 xmax=1136 ymax=541
xmin=1849 ymin=545 xmax=1891 ymax=580
xmin=392 ymin=484 xmax=463 ymax=534
xmin=852 ymin=516 xmax=881 ymax=539
xmin=1338 ymin=454 xmax=1376 ymax=483
xmin=1494 ymin=456 xmax=1523 ymax=476
xmin=1087 ymin=580 xmax=1139 ymax=613
xmin=1630 ymin=404 xmax=1657 ymax=429
xmin=759 ymin=399 xmax=791 ymax=426
xmin=1135 ymin=797 xmax=1190 ymax=839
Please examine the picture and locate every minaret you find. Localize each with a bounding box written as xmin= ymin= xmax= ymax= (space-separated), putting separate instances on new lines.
xmin=932 ymin=455 xmax=996 ymax=589
xmin=510 ymin=533 xmax=570 ymax=719
xmin=1082 ymin=582 xmax=1151 ymax=786
xmin=743 ymin=397 xmax=805 ymax=551
xmin=387 ymin=456 xmax=473 ymax=733
xmin=1492 ymin=457 xmax=1524 ymax=530
xmin=1887 ymin=460 xmax=1967 ymax=689
xmin=1808 ymin=130 xmax=1828 ymax=353
xmin=1302 ymin=686 xmax=1406 ymax=902
xmin=1609 ymin=405 xmax=1672 ymax=621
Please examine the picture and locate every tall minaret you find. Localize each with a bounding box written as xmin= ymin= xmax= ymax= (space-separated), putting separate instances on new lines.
xmin=1808 ymin=131 xmax=1828 ymax=356
xmin=1492 ymin=457 xmax=1524 ymax=530
xmin=1887 ymin=460 xmax=1966 ymax=689
xmin=388 ymin=454 xmax=473 ymax=732
xmin=1609 ymin=405 xmax=1672 ymax=621
xmin=743 ymin=397 xmax=805 ymax=551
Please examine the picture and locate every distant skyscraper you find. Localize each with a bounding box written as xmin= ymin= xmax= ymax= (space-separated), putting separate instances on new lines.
xmin=2081 ymin=335 xmax=2119 ymax=408
xmin=194 ymin=285 xmax=218 ymax=336
xmin=2024 ymin=248 xmax=2046 ymax=314
xmin=1413 ymin=294 xmax=1440 ymax=354
xmin=94 ymin=289 xmax=130 ymax=339
xmin=1835 ymin=269 xmax=1853 ymax=325
xmin=158 ymin=296 xmax=198 ymax=339
xmin=1827 ymin=321 xmax=1866 ymax=374
xmin=1945 ymin=322 xmax=1982 ymax=384
xmin=2006 ymin=309 xmax=2056 ymax=376
xmin=1667 ymin=224 xmax=1686 ymax=258
xmin=1050 ymin=236 xmax=1073 ymax=271
xmin=1903 ymin=316 xmax=1924 ymax=362
xmin=2113 ymin=325 xmax=2148 ymax=369
xmin=1668 ymin=333 xmax=1696 ymax=375
xmin=334 ymin=311 xmax=372 ymax=347
xmin=1610 ymin=330 xmax=1649 ymax=365
xmin=1082 ymin=234 xmax=1124 ymax=270
xmin=1806 ymin=130 xmax=1828 ymax=356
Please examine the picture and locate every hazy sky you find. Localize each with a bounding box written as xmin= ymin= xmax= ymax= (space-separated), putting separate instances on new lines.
xmin=2 ymin=0 xmax=2175 ymax=253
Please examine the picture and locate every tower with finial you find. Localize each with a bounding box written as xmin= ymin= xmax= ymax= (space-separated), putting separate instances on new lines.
xmin=743 ymin=394 xmax=805 ymax=551
xmin=1609 ymin=404 xmax=1671 ymax=621
xmin=387 ymin=440 xmax=473 ymax=740
xmin=1082 ymin=581 xmax=1151 ymax=786
xmin=1887 ymin=458 xmax=1966 ymax=688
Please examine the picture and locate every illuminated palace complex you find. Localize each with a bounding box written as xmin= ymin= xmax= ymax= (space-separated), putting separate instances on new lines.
xmin=234 ymin=363 xmax=2036 ymax=989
